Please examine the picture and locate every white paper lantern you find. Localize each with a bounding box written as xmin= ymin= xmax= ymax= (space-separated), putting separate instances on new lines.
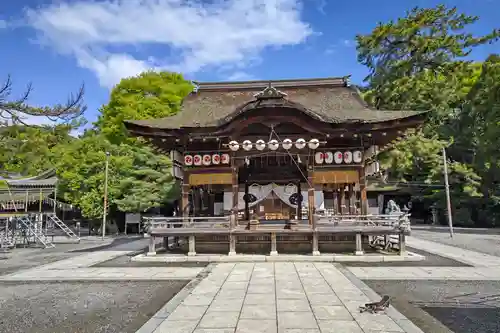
xmin=268 ymin=139 xmax=279 ymax=151
xmin=343 ymin=151 xmax=353 ymax=164
xmin=353 ymin=150 xmax=363 ymax=163
xmin=315 ymin=152 xmax=325 ymax=164
xmin=295 ymin=138 xmax=306 ymax=149
xmin=193 ymin=155 xmax=202 ymax=166
xmin=334 ymin=151 xmax=343 ymax=164
xmin=324 ymin=151 xmax=334 ymax=164
xmin=228 ymin=140 xmax=239 ymax=151
xmin=255 ymin=139 xmax=266 ymax=151
xmin=184 ymin=155 xmax=193 ymax=166
xmin=221 ymin=153 xmax=230 ymax=164
xmin=212 ymin=154 xmax=220 ymax=165
xmin=242 ymin=140 xmax=253 ymax=151
xmin=308 ymin=138 xmax=320 ymax=150
xmin=282 ymin=138 xmax=293 ymax=150
xmin=202 ymin=154 xmax=212 ymax=166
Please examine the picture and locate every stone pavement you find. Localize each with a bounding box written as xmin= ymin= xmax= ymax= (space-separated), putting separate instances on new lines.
xmin=347 ymin=236 xmax=500 ymax=281
xmin=347 ymin=266 xmax=500 ymax=280
xmin=406 ymin=236 xmax=500 ymax=267
xmin=144 ymin=262 xmax=423 ymax=333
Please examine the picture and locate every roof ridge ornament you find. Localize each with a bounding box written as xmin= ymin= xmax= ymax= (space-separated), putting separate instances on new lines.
xmin=254 ymin=82 xmax=287 ymax=99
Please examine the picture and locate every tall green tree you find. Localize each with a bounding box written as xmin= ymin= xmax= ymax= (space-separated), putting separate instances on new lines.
xmin=56 ymin=133 xmax=176 ymax=219
xmin=0 ymin=124 xmax=74 ymax=176
xmin=356 ymin=5 xmax=499 ymax=225
xmin=96 ymin=71 xmax=193 ymax=144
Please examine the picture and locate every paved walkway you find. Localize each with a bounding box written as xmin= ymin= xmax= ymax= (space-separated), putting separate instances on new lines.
xmin=347 ymin=266 xmax=500 ymax=280
xmin=347 ymin=236 xmax=500 ymax=281
xmin=406 ymin=236 xmax=500 ymax=267
xmin=145 ymin=262 xmax=423 ymax=333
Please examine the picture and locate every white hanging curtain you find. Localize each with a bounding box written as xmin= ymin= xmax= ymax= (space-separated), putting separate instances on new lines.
xmin=223 ymin=183 xmax=326 ymax=211
xmin=223 ymin=184 xmax=274 ymax=212
xmin=297 ymin=190 xmax=325 ymax=210
xmin=272 ymin=184 xmax=298 ymax=208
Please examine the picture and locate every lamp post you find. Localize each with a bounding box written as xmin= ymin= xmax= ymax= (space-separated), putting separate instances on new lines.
xmin=102 ymin=151 xmax=110 ymax=240
xmin=442 ymin=147 xmax=454 ymax=238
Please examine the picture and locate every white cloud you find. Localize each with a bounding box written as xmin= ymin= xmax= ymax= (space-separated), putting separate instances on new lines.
xmin=225 ymin=71 xmax=258 ymax=81
xmin=24 ymin=0 xmax=313 ymax=88
xmin=342 ymin=39 xmax=356 ymax=47
xmin=0 ymin=20 xmax=7 ymax=29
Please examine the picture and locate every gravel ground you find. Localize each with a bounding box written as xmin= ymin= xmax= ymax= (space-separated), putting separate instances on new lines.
xmin=364 ymin=279 xmax=500 ymax=333
xmin=343 ymin=247 xmax=471 ymax=267
xmin=0 ymin=237 xmax=147 ymax=276
xmin=411 ymin=230 xmax=500 ymax=257
xmin=0 ymin=243 xmax=108 ymax=276
xmin=0 ymin=281 xmax=187 ymax=333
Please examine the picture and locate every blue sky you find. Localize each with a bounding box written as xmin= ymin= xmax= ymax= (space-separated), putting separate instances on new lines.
xmin=0 ymin=0 xmax=499 ymax=126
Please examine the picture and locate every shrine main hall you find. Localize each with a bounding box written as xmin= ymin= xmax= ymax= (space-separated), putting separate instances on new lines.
xmin=125 ymin=76 xmax=425 ymax=255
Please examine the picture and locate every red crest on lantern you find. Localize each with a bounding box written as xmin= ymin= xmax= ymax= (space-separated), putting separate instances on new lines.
xmin=184 ymin=155 xmax=193 ymax=166
xmin=221 ymin=154 xmax=230 ymax=164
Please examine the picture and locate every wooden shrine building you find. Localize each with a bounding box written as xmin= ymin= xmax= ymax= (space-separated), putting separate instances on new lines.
xmin=125 ymin=77 xmax=426 ymax=255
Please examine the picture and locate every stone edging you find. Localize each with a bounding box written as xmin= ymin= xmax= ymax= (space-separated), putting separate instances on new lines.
xmin=135 ymin=263 xmax=216 ymax=333
xmin=335 ymin=263 xmax=425 ymax=333
xmin=132 ymin=252 xmax=425 ymax=263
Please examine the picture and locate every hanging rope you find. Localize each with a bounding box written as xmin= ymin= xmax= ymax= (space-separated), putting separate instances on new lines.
xmin=268 ymin=126 xmax=314 ymax=188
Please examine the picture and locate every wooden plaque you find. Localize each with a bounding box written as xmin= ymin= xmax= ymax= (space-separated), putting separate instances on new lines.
xmin=189 ymin=173 xmax=232 ymax=185
xmin=312 ymin=170 xmax=359 ymax=184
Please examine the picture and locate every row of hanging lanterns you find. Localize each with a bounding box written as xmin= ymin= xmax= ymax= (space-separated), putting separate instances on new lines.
xmin=184 ymin=153 xmax=231 ymax=166
xmin=315 ymin=151 xmax=363 ymax=164
xmin=228 ymin=138 xmax=320 ymax=151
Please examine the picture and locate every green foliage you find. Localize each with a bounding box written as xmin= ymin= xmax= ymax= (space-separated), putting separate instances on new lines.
xmin=96 ymin=71 xmax=193 ymax=144
xmin=0 ymin=125 xmax=74 ymax=176
xmin=56 ymin=133 xmax=176 ymax=219
xmin=357 ymin=4 xmax=500 ymax=226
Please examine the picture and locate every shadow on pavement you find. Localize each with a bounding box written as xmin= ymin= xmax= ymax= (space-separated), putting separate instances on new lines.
xmin=69 ymin=236 xmax=143 ymax=253
xmin=422 ymin=306 xmax=500 ymax=333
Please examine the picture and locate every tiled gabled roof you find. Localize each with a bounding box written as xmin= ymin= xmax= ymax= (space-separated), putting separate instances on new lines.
xmin=125 ymin=77 xmax=427 ymax=130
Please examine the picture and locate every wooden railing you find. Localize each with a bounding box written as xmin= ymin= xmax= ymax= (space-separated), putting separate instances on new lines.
xmin=144 ymin=213 xmax=410 ymax=233
xmin=144 ymin=216 xmax=231 ymax=230
xmin=315 ymin=213 xmax=411 ymax=231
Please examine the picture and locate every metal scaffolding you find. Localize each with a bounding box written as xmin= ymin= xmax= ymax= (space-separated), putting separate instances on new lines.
xmin=0 ymin=170 xmax=79 ymax=249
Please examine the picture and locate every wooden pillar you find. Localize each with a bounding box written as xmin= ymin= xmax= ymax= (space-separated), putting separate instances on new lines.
xmin=25 ymin=190 xmax=29 ymax=212
xmin=244 ymin=182 xmax=249 ymax=221
xmin=307 ymin=171 xmax=315 ymax=226
xmin=339 ymin=185 xmax=346 ymax=215
xmin=297 ymin=181 xmax=302 ymax=220
xmin=359 ymin=168 xmax=368 ymax=215
xmin=332 ymin=184 xmax=338 ymax=214
xmin=53 ymin=186 xmax=57 ymax=215
xmin=208 ymin=188 xmax=215 ymax=217
xmin=181 ymin=183 xmax=190 ymax=217
xmin=39 ymin=188 xmax=43 ymax=213
xmin=231 ymin=158 xmax=239 ymax=225
xmin=349 ymin=184 xmax=356 ymax=215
